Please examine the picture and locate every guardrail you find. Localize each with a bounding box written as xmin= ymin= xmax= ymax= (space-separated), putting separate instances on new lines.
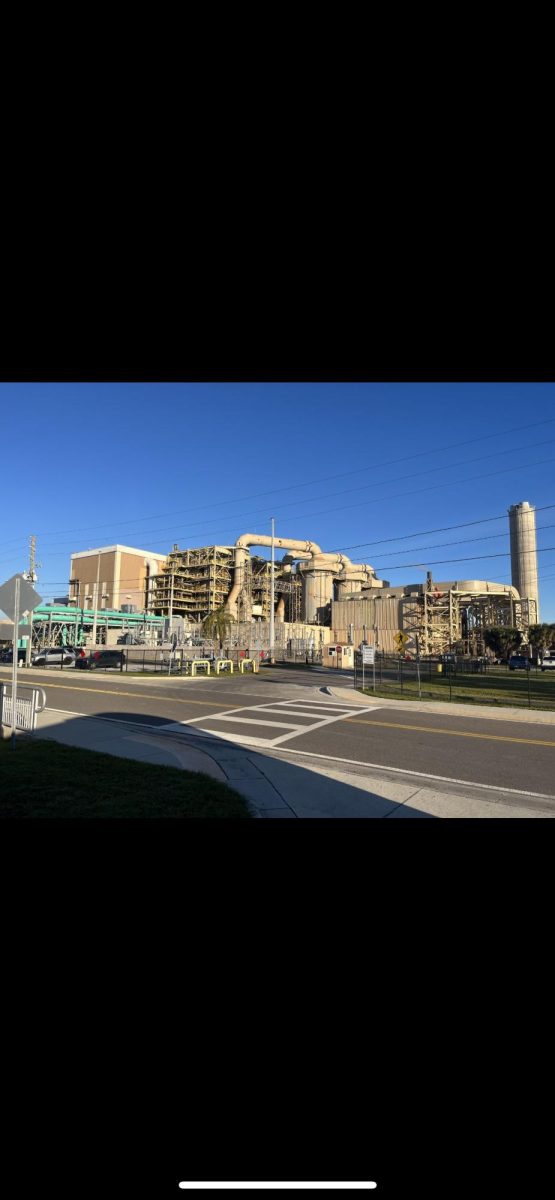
xmin=239 ymin=658 xmax=259 ymax=674
xmin=191 ymin=660 xmax=212 ymax=677
xmin=0 ymin=682 xmax=47 ymax=732
xmin=215 ymin=659 xmax=234 ymax=674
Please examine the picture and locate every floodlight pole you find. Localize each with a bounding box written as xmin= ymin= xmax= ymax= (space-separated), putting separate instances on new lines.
xmin=11 ymin=575 xmax=20 ymax=746
xmin=270 ymin=517 xmax=275 ymax=664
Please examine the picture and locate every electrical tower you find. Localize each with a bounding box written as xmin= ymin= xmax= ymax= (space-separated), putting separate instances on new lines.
xmin=23 ymin=535 xmax=41 ymax=583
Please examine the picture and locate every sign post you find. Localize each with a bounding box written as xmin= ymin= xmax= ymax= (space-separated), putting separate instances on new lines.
xmin=10 ymin=576 xmax=20 ymax=744
xmin=0 ymin=573 xmax=43 ymax=747
xmin=361 ymin=644 xmax=376 ymax=693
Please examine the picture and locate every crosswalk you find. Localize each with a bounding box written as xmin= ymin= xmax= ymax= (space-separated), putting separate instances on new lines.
xmin=160 ymin=697 xmax=379 ymax=748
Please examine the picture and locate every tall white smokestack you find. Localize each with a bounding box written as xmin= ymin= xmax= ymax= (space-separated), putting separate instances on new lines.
xmin=508 ymin=500 xmax=539 ymax=620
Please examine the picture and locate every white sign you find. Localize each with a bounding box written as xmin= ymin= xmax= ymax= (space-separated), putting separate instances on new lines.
xmin=362 ymin=646 xmax=375 ymax=664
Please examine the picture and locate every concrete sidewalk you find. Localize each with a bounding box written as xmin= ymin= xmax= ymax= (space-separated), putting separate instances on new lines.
xmin=27 ymin=702 xmax=555 ymax=819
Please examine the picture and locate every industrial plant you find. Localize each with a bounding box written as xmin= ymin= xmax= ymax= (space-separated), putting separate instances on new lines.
xmin=3 ymin=500 xmax=540 ymax=661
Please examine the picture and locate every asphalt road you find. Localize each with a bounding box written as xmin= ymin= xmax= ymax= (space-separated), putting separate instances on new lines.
xmin=4 ymin=662 xmax=555 ymax=800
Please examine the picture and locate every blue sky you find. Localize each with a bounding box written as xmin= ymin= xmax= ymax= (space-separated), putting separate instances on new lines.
xmin=1 ymin=381 xmax=555 ymax=620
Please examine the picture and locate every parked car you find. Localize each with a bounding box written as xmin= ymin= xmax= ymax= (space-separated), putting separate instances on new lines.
xmin=0 ymin=647 xmax=28 ymax=664
xmin=508 ymin=654 xmax=531 ymax=671
xmin=540 ymin=651 xmax=555 ymax=672
xmin=32 ymin=647 xmax=83 ymax=667
xmin=75 ymin=649 xmax=124 ymax=670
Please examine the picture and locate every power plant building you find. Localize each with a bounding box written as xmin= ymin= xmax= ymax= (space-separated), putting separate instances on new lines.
xmin=56 ymin=498 xmax=541 ymax=657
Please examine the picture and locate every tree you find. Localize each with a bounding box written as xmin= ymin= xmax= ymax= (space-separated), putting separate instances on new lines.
xmin=528 ymin=623 xmax=555 ymax=661
xmin=483 ymin=627 xmax=523 ymax=659
xmin=202 ymin=606 xmax=232 ymax=652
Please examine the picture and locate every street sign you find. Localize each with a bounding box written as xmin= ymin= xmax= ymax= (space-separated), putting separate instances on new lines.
xmin=336 ymin=645 xmax=342 ymax=654
xmin=0 ymin=574 xmax=43 ymax=746
xmin=362 ymin=646 xmax=375 ymax=664
xmin=0 ymin=573 xmax=42 ymax=620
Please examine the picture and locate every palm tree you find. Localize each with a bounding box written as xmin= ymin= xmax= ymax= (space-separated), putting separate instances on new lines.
xmin=202 ymin=606 xmax=232 ymax=654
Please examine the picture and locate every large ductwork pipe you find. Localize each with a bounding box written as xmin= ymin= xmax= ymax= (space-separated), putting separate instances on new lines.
xmin=226 ymin=534 xmax=322 ymax=616
xmin=336 ymin=561 xmax=378 ymax=597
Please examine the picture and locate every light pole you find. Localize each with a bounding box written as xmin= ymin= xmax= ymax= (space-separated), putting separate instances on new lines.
xmin=270 ymin=517 xmax=275 ymax=664
xmin=91 ymin=552 xmax=101 ymax=647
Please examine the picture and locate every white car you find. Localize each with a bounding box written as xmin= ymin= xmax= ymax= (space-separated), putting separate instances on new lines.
xmin=540 ymin=652 xmax=555 ymax=671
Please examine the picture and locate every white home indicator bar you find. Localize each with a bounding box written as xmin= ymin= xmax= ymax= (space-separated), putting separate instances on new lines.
xmin=178 ymin=1186 xmax=377 ymax=1191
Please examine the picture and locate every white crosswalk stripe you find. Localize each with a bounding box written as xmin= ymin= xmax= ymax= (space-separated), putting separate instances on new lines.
xmin=160 ymin=698 xmax=380 ymax=748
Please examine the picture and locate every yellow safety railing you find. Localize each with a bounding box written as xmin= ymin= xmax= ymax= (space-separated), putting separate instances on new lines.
xmin=216 ymin=659 xmax=234 ymax=674
xmin=239 ymin=658 xmax=259 ymax=674
xmin=191 ymin=660 xmax=211 ymax=676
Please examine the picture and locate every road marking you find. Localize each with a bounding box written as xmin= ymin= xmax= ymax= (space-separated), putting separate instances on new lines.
xmin=12 ymin=680 xmax=235 ymax=708
xmin=162 ymin=699 xmax=380 ymax=748
xmin=259 ymin=745 xmax=555 ymax=801
xmin=342 ymin=716 xmax=555 ymax=748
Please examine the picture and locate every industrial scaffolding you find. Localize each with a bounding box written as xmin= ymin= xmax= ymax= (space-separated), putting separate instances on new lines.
xmin=151 ymin=546 xmax=304 ymax=624
xmin=151 ymin=546 xmax=235 ymax=621
xmin=401 ymin=576 xmax=530 ymax=656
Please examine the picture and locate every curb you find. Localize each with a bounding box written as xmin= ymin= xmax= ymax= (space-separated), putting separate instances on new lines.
xmin=327 ymin=686 xmax=555 ymax=724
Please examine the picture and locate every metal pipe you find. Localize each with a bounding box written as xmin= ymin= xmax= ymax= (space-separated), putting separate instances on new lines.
xmin=227 ymin=533 xmax=322 ymax=615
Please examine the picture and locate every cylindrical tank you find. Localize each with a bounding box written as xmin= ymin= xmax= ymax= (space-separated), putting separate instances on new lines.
xmin=508 ymin=501 xmax=539 ymax=619
xmin=301 ymin=568 xmax=337 ymax=623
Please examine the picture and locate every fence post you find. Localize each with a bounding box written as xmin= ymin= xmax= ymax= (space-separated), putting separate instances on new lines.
xmin=527 ymin=664 xmax=531 ymax=708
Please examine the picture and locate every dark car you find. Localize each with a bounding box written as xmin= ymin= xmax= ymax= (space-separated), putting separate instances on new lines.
xmin=31 ymin=647 xmax=82 ymax=667
xmin=0 ymin=647 xmax=28 ymax=664
xmin=75 ymin=649 xmax=124 ymax=670
xmin=508 ymin=654 xmax=531 ymax=671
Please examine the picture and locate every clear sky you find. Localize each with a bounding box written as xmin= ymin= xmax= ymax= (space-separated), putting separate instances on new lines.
xmin=1 ymin=381 xmax=555 ymax=621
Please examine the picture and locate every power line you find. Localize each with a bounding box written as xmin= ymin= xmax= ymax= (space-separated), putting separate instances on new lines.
xmin=374 ymin=544 xmax=555 ymax=573
xmin=366 ymin=522 xmax=555 ymax=564
xmin=331 ymin=502 xmax=555 ymax=556
xmin=3 ymin=414 xmax=555 ymax=550
xmin=6 ymin=450 xmax=555 ymax=563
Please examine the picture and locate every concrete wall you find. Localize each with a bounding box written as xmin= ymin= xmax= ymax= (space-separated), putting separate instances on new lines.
xmin=70 ymin=546 xmax=167 ymax=612
xmin=331 ymin=597 xmax=402 ymax=653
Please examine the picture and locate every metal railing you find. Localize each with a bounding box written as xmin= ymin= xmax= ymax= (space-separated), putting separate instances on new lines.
xmin=1 ymin=682 xmax=47 ymax=731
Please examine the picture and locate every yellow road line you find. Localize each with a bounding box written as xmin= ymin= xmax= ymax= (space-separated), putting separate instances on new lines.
xmin=23 ymin=681 xmax=223 ymax=708
xmin=344 ymin=717 xmax=555 ymax=748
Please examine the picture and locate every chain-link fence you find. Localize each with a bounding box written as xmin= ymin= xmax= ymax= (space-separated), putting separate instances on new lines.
xmin=354 ymin=653 xmax=555 ymax=711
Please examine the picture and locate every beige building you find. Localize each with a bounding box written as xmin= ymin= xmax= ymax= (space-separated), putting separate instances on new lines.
xmin=69 ymin=545 xmax=167 ymax=613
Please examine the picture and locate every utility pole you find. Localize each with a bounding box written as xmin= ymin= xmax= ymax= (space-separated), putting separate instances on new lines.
xmin=169 ymin=570 xmax=175 ymax=644
xmin=236 ymin=562 xmax=241 ymax=665
xmin=24 ymin=535 xmax=41 ymax=665
xmin=91 ymin=552 xmax=101 ymax=647
xmin=270 ymin=517 xmax=275 ymax=664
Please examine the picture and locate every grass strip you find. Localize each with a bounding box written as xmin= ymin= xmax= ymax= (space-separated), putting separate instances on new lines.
xmin=0 ymin=737 xmax=251 ymax=818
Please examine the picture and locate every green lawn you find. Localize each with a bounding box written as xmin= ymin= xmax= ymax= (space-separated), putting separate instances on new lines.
xmin=0 ymin=738 xmax=251 ymax=818
xmin=358 ymin=667 xmax=555 ymax=710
